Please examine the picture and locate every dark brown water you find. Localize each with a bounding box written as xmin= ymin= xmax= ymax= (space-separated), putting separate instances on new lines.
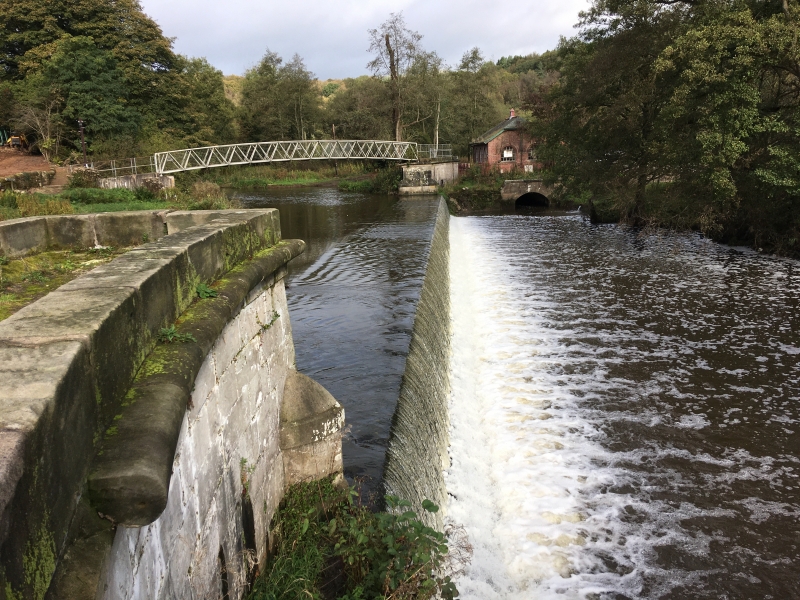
xmin=234 ymin=188 xmax=440 ymax=496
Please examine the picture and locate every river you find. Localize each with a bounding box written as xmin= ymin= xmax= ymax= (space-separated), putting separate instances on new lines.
xmin=447 ymin=214 xmax=800 ymax=599
xmin=236 ymin=188 xmax=799 ymax=598
xmin=234 ymin=187 xmax=439 ymax=498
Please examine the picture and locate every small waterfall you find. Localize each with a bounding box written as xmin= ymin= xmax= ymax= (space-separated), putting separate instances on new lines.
xmin=383 ymin=199 xmax=450 ymax=528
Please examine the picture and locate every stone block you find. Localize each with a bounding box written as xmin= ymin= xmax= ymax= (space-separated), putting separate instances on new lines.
xmin=0 ymin=217 xmax=47 ymax=257
xmin=280 ymin=371 xmax=345 ymax=450
xmin=0 ymin=286 xmax=149 ymax=426
xmin=0 ymin=341 xmax=95 ymax=598
xmin=44 ymin=214 xmax=96 ymax=248
xmin=279 ymin=371 xmax=344 ymax=488
xmin=283 ymin=435 xmax=344 ymax=488
xmin=88 ymin=380 xmax=188 ymax=526
xmin=93 ymin=211 xmax=167 ymax=247
xmin=190 ymin=355 xmax=216 ymax=418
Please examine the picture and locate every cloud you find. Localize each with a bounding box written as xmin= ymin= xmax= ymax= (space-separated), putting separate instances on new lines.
xmin=139 ymin=0 xmax=590 ymax=78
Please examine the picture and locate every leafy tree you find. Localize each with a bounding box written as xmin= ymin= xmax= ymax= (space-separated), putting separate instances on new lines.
xmin=278 ymin=54 xmax=321 ymax=140
xmin=445 ymin=48 xmax=507 ymax=155
xmin=323 ymin=76 xmax=393 ymax=140
xmin=238 ymin=50 xmax=283 ymax=141
xmin=367 ymin=12 xmax=424 ymax=141
xmin=177 ymin=57 xmax=236 ymax=146
xmin=238 ymin=50 xmax=322 ymax=142
xmin=12 ymin=36 xmax=139 ymax=155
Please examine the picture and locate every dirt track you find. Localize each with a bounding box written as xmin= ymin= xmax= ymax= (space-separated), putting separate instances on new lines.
xmin=0 ymin=148 xmax=50 ymax=177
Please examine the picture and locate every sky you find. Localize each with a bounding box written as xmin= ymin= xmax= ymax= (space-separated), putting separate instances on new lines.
xmin=138 ymin=0 xmax=592 ymax=79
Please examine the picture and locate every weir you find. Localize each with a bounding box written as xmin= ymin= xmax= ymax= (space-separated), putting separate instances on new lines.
xmin=383 ymin=199 xmax=451 ymax=528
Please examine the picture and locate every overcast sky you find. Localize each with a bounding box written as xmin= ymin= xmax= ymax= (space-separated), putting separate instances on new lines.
xmin=138 ymin=0 xmax=591 ymax=79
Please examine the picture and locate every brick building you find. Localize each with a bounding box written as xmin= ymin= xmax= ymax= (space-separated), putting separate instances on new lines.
xmin=469 ymin=109 xmax=539 ymax=173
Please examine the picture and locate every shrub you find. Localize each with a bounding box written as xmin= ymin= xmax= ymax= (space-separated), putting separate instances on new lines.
xmin=60 ymin=188 xmax=137 ymax=204
xmin=191 ymin=180 xmax=223 ymax=200
xmin=249 ymin=476 xmax=469 ymax=600
xmin=67 ymin=167 xmax=101 ymax=189
xmin=15 ymin=196 xmax=74 ymax=217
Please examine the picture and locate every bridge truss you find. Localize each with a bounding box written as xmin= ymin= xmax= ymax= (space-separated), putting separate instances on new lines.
xmin=153 ymin=140 xmax=451 ymax=175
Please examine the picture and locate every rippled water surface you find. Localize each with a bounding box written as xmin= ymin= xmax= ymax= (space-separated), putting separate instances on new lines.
xmin=236 ymin=188 xmax=440 ymax=494
xmin=447 ymin=215 xmax=800 ymax=599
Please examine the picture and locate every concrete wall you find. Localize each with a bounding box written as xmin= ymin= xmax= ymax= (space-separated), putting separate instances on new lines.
xmin=0 ymin=209 xmax=344 ymax=600
xmin=500 ymin=179 xmax=553 ymax=203
xmin=98 ymin=174 xmax=175 ymax=190
xmin=399 ymin=162 xmax=458 ymax=195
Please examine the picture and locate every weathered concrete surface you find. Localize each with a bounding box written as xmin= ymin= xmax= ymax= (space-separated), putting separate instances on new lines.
xmin=280 ymin=371 xmax=345 ymax=487
xmin=0 ymin=208 xmax=275 ymax=259
xmin=399 ymin=161 xmax=458 ymax=195
xmin=88 ymin=241 xmax=305 ymax=526
xmin=500 ymin=179 xmax=553 ymax=203
xmin=98 ymin=174 xmax=175 ymax=190
xmin=0 ymin=209 xmax=286 ymax=600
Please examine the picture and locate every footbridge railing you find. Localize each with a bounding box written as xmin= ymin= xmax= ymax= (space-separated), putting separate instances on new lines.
xmin=153 ymin=140 xmax=452 ymax=175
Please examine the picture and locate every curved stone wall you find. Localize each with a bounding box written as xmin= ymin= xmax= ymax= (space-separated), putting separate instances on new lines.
xmin=0 ymin=210 xmax=344 ymax=600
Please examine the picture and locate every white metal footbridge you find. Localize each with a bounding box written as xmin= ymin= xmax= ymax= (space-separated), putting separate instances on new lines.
xmin=148 ymin=140 xmax=452 ymax=175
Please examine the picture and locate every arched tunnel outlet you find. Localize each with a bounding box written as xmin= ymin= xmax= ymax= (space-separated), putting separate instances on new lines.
xmin=500 ymin=179 xmax=553 ymax=207
xmin=515 ymin=192 xmax=550 ymax=208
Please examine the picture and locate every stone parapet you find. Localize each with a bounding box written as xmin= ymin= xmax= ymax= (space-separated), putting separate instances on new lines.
xmin=0 ymin=209 xmax=306 ymax=599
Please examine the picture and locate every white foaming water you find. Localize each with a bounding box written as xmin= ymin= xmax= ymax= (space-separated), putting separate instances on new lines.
xmin=446 ymin=217 xmax=617 ymax=598
xmin=445 ymin=215 xmax=800 ymax=599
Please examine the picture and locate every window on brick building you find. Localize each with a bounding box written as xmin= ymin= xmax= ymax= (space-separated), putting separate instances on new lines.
xmin=528 ymin=145 xmax=537 ymax=160
xmin=501 ymin=146 xmax=514 ymax=162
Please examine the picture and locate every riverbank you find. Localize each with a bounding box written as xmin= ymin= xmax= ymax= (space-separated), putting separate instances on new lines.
xmin=439 ymin=167 xmax=799 ymax=259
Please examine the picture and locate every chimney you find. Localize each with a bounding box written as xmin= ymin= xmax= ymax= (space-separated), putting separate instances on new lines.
xmin=510 ymin=109 xmax=516 ymax=118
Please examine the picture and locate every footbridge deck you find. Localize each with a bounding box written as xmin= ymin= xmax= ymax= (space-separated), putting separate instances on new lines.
xmin=154 ymin=140 xmax=451 ymax=175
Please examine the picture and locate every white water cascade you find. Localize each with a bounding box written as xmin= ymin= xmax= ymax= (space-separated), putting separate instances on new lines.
xmin=446 ymin=216 xmax=625 ymax=598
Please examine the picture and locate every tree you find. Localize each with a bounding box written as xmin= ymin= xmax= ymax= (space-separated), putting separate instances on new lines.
xmin=178 ymin=57 xmax=236 ymax=146
xmin=238 ymin=50 xmax=283 ymax=141
xmin=12 ymin=36 xmax=139 ymax=156
xmin=238 ymin=50 xmax=321 ymax=142
xmin=277 ymin=54 xmax=320 ymax=140
xmin=445 ymin=48 xmax=506 ymax=155
xmin=323 ymin=76 xmax=393 ymax=140
xmin=367 ymin=13 xmax=423 ymax=141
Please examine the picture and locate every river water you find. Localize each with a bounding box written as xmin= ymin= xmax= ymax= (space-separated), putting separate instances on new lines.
xmin=234 ymin=188 xmax=439 ymax=496
xmin=236 ymin=188 xmax=799 ymax=598
xmin=447 ymin=214 xmax=800 ymax=599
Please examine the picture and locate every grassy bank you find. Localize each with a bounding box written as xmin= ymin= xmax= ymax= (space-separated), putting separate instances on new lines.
xmin=176 ymin=163 xmax=403 ymax=195
xmin=249 ymin=476 xmax=467 ymax=600
xmin=0 ymin=183 xmax=240 ymax=221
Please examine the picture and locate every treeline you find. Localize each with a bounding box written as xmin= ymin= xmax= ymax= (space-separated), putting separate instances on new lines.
xmin=0 ymin=4 xmax=548 ymax=161
xmin=531 ymin=0 xmax=800 ymax=256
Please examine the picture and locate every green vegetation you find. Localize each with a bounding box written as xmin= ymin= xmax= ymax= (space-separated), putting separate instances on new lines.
xmin=156 ymin=325 xmax=196 ymax=344
xmin=195 ymin=283 xmax=217 ymax=299
xmin=4 ymin=1 xmax=795 ymax=253
xmin=0 ymin=246 xmax=126 ymax=321
xmin=529 ymin=0 xmax=800 ymax=257
xmin=258 ymin=310 xmax=280 ymax=331
xmin=0 ymin=0 xmax=235 ymax=160
xmin=0 ymin=185 xmax=243 ymax=220
xmin=249 ymin=476 xmax=466 ymax=600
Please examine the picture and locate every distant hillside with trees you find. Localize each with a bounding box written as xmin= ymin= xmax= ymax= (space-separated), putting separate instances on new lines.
xmin=0 ymin=4 xmax=549 ymax=161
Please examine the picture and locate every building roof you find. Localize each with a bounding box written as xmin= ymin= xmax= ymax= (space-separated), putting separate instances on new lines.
xmin=471 ymin=109 xmax=526 ymax=145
